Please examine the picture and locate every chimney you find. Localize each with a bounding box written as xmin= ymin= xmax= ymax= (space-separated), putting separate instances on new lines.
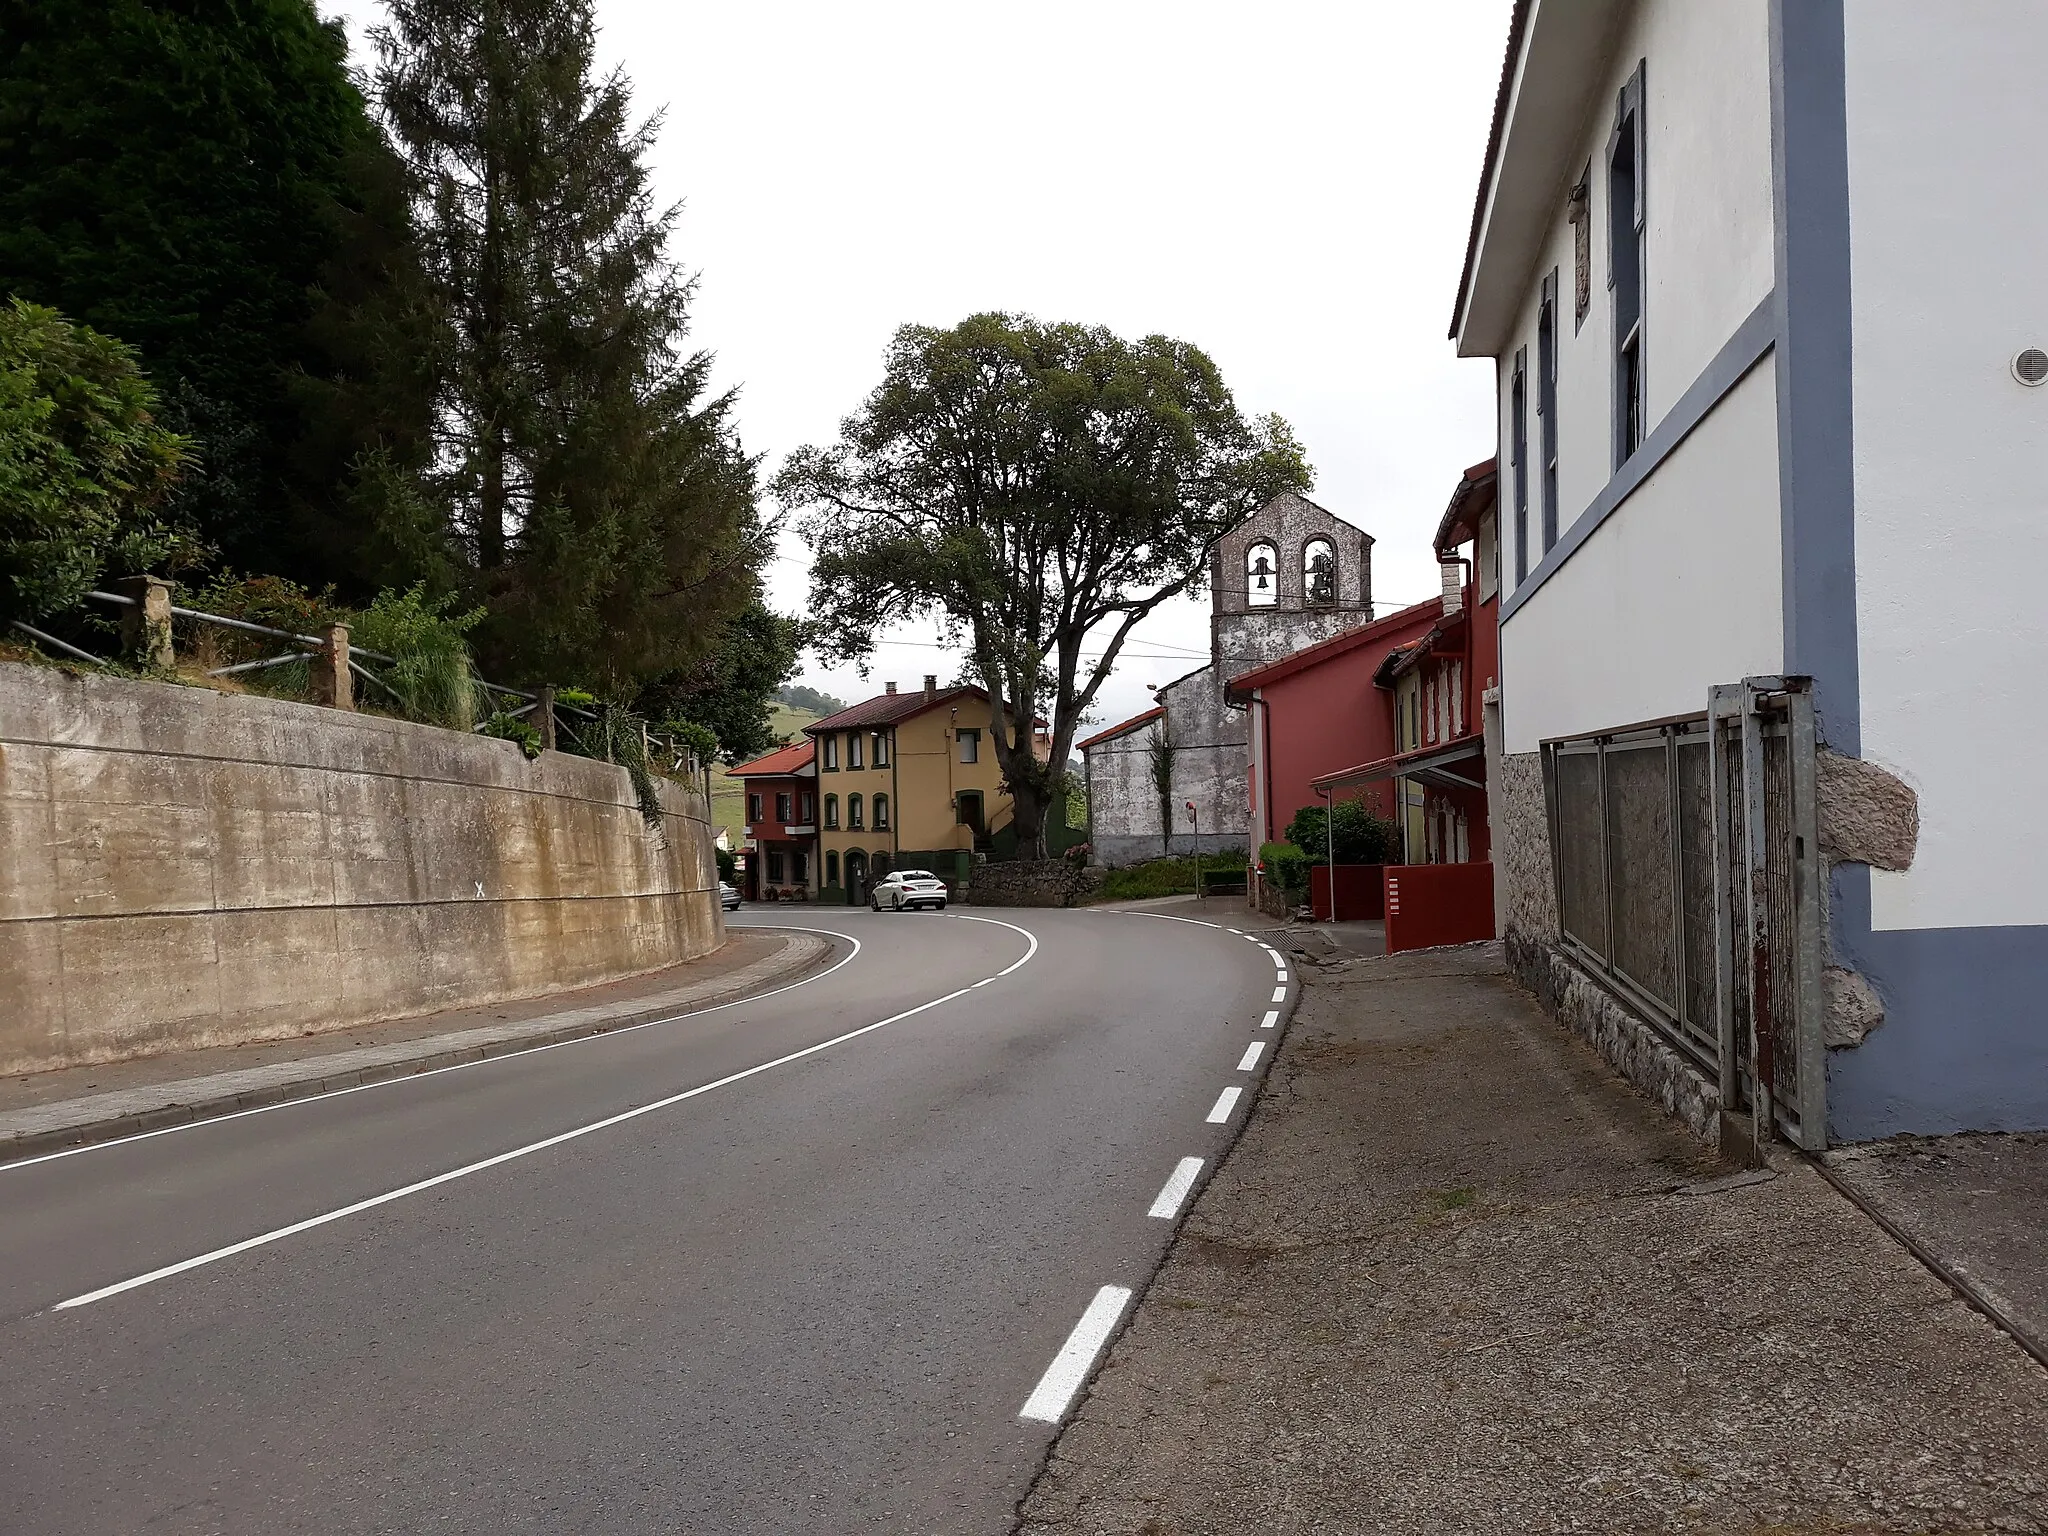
xmin=884 ymin=681 xmax=897 ymax=694
xmin=923 ymin=674 xmax=937 ymax=702
xmin=1440 ymin=559 xmax=1464 ymax=616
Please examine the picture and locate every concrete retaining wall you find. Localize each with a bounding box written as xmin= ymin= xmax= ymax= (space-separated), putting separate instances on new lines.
xmin=0 ymin=663 xmax=721 ymax=1073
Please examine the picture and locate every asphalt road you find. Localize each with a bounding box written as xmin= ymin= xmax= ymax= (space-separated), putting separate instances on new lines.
xmin=0 ymin=903 xmax=1295 ymax=1534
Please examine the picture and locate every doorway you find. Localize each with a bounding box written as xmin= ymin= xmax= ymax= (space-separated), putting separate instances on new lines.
xmin=844 ymin=849 xmax=868 ymax=904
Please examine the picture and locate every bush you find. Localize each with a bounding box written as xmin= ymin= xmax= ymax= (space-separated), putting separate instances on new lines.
xmin=0 ymin=300 xmax=191 ymax=621
xmin=350 ymin=583 xmax=483 ymax=729
xmin=715 ymin=846 xmax=738 ymax=883
xmin=1260 ymin=840 xmax=1312 ymax=899
xmin=1283 ymin=799 xmax=1400 ymax=865
xmin=478 ymin=710 xmax=542 ymax=758
xmin=1094 ymin=850 xmax=1246 ymax=903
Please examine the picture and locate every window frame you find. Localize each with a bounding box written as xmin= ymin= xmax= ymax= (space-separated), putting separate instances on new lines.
xmin=775 ymin=791 xmax=793 ymax=824
xmin=848 ymin=792 xmax=864 ymax=830
xmin=957 ymin=728 xmax=980 ymax=765
xmin=1510 ymin=347 xmax=1529 ymax=585
xmin=747 ymin=791 xmax=763 ymax=823
xmin=1608 ymin=62 xmax=1647 ymax=470
xmin=873 ymin=792 xmax=890 ymax=831
xmin=1245 ymin=540 xmax=1279 ymax=608
xmin=821 ymin=734 xmax=838 ymax=771
xmin=824 ymin=793 xmax=839 ymax=830
xmin=826 ymin=849 xmax=840 ymax=887
xmin=1302 ymin=537 xmax=1337 ymax=607
xmin=873 ymin=730 xmax=890 ymax=767
xmin=847 ymin=731 xmax=863 ymax=770
xmin=1537 ymin=269 xmax=1559 ymax=553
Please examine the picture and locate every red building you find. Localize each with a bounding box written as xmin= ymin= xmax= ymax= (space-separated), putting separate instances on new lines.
xmin=731 ymin=739 xmax=817 ymax=901
xmin=1227 ymin=461 xmax=1501 ymax=942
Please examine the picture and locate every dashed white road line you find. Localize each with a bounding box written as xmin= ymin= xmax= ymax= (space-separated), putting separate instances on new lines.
xmin=1206 ymin=1086 xmax=1242 ymax=1124
xmin=50 ymin=918 xmax=1042 ymax=1312
xmin=1020 ymin=1284 xmax=1134 ymax=1423
xmin=1260 ymin=1010 xmax=1280 ymax=1029
xmin=1270 ymin=986 xmax=1287 ymax=1003
xmin=1276 ymin=970 xmax=1290 ymax=984
xmin=1146 ymin=1156 xmax=1205 ymax=1220
xmin=1237 ymin=1042 xmax=1265 ymax=1072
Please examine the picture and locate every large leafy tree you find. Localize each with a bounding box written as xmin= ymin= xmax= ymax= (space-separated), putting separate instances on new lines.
xmin=634 ymin=594 xmax=804 ymax=765
xmin=777 ymin=313 xmax=1311 ymax=857
xmin=373 ymin=0 xmax=759 ymax=691
xmin=0 ymin=0 xmax=420 ymax=578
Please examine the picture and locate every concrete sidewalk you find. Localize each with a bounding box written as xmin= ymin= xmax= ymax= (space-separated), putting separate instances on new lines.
xmin=0 ymin=928 xmax=832 ymax=1164
xmin=1019 ymin=943 xmax=2048 ymax=1534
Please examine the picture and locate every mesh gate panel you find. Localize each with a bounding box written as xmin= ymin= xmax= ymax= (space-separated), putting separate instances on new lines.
xmin=1603 ymin=742 xmax=1676 ymax=1010
xmin=1555 ymin=750 xmax=1605 ymax=957
xmin=1674 ymin=737 xmax=1718 ymax=1062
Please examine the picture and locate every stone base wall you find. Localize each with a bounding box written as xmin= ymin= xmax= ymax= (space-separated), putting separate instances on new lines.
xmin=1506 ymin=933 xmax=1721 ymax=1141
xmin=0 ymin=663 xmax=721 ymax=1074
xmin=962 ymin=859 xmax=1104 ymax=907
xmin=1494 ymin=750 xmax=1558 ymax=939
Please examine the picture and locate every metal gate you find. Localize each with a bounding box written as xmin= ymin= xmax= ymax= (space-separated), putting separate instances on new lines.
xmin=1544 ymin=677 xmax=1825 ymax=1150
xmin=1708 ymin=677 xmax=1826 ymax=1151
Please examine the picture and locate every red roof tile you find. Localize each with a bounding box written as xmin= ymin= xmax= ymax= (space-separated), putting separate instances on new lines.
xmin=730 ymin=739 xmax=815 ymax=778
xmin=804 ymin=685 xmax=986 ymax=733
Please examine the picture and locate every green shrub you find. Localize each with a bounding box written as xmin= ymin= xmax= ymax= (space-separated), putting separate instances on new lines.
xmin=1093 ymin=850 xmax=1246 ymax=903
xmin=0 ymin=300 xmax=191 ymax=621
xmin=1282 ymin=799 xmax=1400 ymax=865
xmin=350 ymin=583 xmax=483 ymax=729
xmin=479 ymin=710 xmax=542 ymax=758
xmin=1260 ymin=840 xmax=1312 ymax=899
xmin=715 ymin=846 xmax=738 ymax=883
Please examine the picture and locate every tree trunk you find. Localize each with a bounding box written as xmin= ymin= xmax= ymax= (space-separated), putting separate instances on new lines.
xmin=1012 ymin=785 xmax=1049 ymax=862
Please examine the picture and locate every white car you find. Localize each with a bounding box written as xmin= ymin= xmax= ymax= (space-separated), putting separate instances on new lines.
xmin=871 ymin=870 xmax=949 ymax=912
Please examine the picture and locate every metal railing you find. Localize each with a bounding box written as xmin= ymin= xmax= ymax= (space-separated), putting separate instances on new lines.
xmin=7 ymin=587 xmax=704 ymax=778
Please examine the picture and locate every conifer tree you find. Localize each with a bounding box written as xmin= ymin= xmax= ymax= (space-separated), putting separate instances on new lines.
xmin=373 ymin=0 xmax=759 ymax=690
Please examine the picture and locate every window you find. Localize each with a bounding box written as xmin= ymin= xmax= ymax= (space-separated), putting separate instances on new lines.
xmin=848 ymin=731 xmax=863 ymax=770
xmin=1302 ymin=538 xmax=1337 ymax=606
xmin=1510 ymin=347 xmax=1529 ymax=584
xmin=824 ymin=794 xmax=839 ymax=830
xmin=799 ymin=792 xmax=813 ymax=824
xmin=957 ymin=728 xmax=980 ymax=764
xmin=1568 ymin=164 xmax=1592 ymax=330
xmin=822 ymin=734 xmax=838 ymax=770
xmin=1538 ymin=270 xmax=1559 ymax=553
xmin=1609 ymin=63 xmax=1646 ymax=467
xmin=826 ymin=849 xmax=840 ymax=887
xmin=767 ymin=849 xmax=786 ymax=884
xmin=1245 ymin=541 xmax=1278 ymax=607
xmin=792 ymin=850 xmax=809 ymax=886
xmin=848 ymin=793 xmax=864 ymax=830
xmin=747 ymin=792 xmax=763 ymax=823
xmin=873 ymin=731 xmax=890 ymax=767
xmin=873 ymin=793 xmax=890 ymax=831
xmin=775 ymin=791 xmax=792 ymax=824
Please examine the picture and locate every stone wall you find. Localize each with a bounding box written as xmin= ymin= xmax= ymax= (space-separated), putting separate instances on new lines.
xmin=1493 ymin=750 xmax=1558 ymax=940
xmin=0 ymin=663 xmax=721 ymax=1074
xmin=961 ymin=859 xmax=1104 ymax=908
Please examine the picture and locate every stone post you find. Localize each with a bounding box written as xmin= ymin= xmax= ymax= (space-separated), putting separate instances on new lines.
xmin=535 ymin=685 xmax=557 ymax=752
xmin=312 ymin=623 xmax=353 ymax=710
xmin=118 ymin=575 xmax=175 ymax=669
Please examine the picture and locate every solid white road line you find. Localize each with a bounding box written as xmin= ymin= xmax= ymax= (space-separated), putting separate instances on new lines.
xmin=1206 ymin=1086 xmax=1242 ymax=1124
xmin=3 ymin=924 xmax=868 ymax=1175
xmin=52 ymin=921 xmax=1042 ymax=1312
xmin=1260 ymin=1010 xmax=1280 ymax=1029
xmin=1146 ymin=1156 xmax=1205 ymax=1220
xmin=1237 ymin=1042 xmax=1264 ymax=1072
xmin=1019 ymin=1285 xmax=1133 ymax=1423
xmin=1270 ymin=986 xmax=1287 ymax=1003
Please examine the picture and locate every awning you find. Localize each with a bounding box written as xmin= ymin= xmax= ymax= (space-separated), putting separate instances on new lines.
xmin=1311 ymin=735 xmax=1486 ymax=794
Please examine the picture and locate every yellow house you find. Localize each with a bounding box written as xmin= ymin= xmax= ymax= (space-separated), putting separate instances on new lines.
xmin=807 ymin=677 xmax=1036 ymax=904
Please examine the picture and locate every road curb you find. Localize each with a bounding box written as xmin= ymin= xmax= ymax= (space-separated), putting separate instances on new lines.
xmin=0 ymin=930 xmax=839 ymax=1167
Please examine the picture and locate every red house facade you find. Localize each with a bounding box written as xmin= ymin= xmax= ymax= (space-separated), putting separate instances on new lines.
xmin=731 ymin=739 xmax=818 ymax=901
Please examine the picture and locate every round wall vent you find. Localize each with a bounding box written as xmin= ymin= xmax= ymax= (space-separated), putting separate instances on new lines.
xmin=2013 ymin=348 xmax=2048 ymax=386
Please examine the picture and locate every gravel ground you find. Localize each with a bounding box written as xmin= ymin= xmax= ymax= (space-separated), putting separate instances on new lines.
xmin=1018 ymin=943 xmax=2048 ymax=1535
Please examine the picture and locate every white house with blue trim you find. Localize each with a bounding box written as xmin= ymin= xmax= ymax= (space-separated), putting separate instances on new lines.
xmin=1456 ymin=0 xmax=2048 ymax=1144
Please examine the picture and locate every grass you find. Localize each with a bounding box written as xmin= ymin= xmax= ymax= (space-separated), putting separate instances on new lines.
xmin=1091 ymin=851 xmax=1247 ymax=903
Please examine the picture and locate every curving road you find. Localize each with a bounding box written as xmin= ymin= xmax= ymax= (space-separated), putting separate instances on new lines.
xmin=0 ymin=903 xmax=1296 ymax=1534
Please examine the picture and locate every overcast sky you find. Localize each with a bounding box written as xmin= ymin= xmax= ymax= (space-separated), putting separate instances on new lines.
xmin=319 ymin=0 xmax=1509 ymax=733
